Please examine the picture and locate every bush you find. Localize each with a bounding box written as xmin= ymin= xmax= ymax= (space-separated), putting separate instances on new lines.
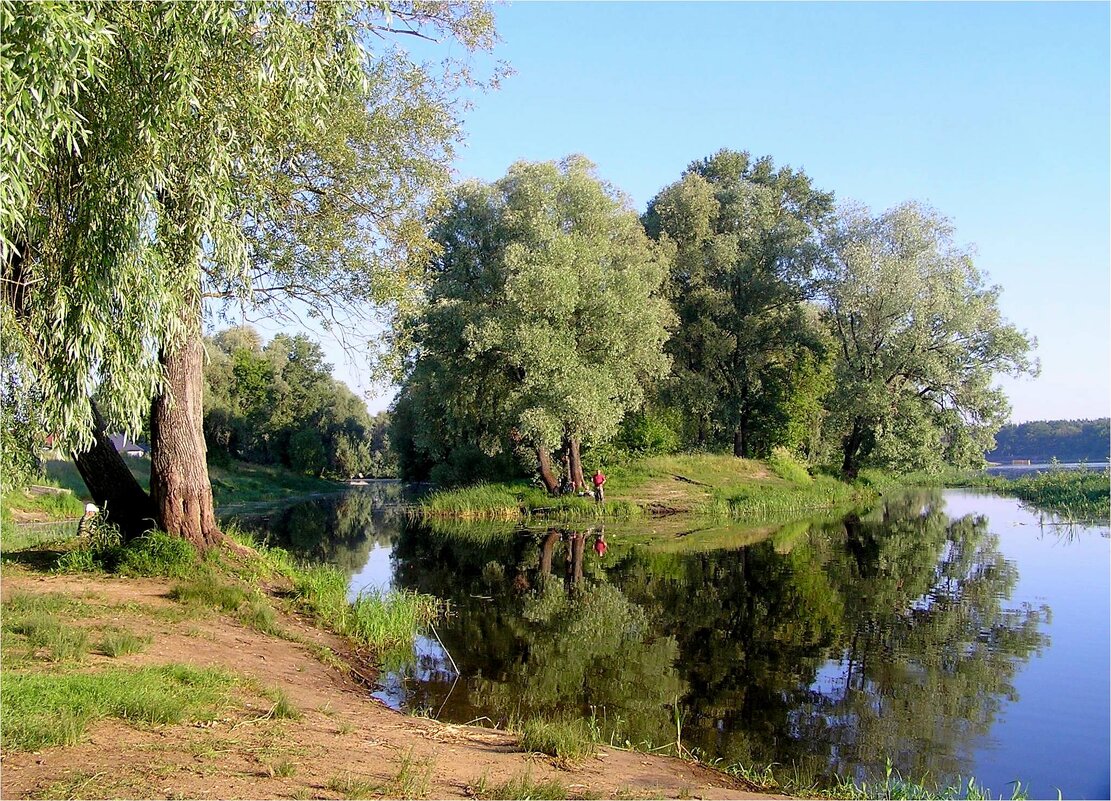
xmin=616 ymin=408 xmax=681 ymax=456
xmin=768 ymin=446 xmax=812 ymax=484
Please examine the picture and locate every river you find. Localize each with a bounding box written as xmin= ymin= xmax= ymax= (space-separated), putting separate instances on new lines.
xmin=232 ymin=484 xmax=1110 ymax=799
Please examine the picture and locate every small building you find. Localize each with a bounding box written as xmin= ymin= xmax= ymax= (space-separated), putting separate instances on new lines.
xmin=109 ymin=434 xmax=148 ymax=458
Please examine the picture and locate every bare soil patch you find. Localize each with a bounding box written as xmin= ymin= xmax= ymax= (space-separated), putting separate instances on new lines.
xmin=1 ymin=569 xmax=783 ymax=800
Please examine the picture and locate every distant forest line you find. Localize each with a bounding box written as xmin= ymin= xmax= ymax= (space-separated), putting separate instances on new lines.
xmin=986 ymin=419 xmax=1110 ymax=463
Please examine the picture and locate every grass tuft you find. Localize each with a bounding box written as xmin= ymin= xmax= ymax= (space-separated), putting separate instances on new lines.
xmin=169 ymin=571 xmax=248 ymax=612
xmin=471 ymin=770 xmax=569 ymax=800
xmin=515 ymin=716 xmax=595 ymax=763
xmin=97 ymin=629 xmax=152 ymax=658
xmin=4 ymin=613 xmax=90 ymax=662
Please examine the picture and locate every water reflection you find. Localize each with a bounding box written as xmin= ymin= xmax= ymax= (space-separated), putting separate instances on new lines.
xmin=229 ymin=482 xmax=410 ymax=574
xmin=229 ymin=486 xmax=1108 ymax=797
xmin=388 ymin=490 xmax=1051 ymax=791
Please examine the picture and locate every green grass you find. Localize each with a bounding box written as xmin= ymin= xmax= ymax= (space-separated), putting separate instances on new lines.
xmin=169 ymin=570 xmax=249 ymax=612
xmin=720 ymin=758 xmax=1028 ymax=801
xmin=326 ymin=772 xmax=380 ymax=799
xmin=3 ymin=613 xmax=90 ymax=662
xmin=717 ymin=473 xmax=868 ymax=520
xmin=290 ymin=563 xmax=441 ymax=657
xmin=943 ymin=467 xmax=1109 ymax=522
xmin=0 ymin=664 xmax=237 ymax=751
xmin=380 ymin=748 xmax=435 ymax=798
xmin=420 ymin=481 xmax=640 ymax=521
xmin=41 ymin=457 xmax=343 ymax=510
xmin=417 ymin=452 xmax=870 ymax=523
xmin=0 ymin=521 xmax=75 ymax=553
xmin=470 ymin=770 xmax=570 ymax=800
xmin=97 ymin=629 xmax=152 ymax=658
xmin=1 ymin=480 xmax=85 ymax=522
xmin=514 ymin=716 xmax=596 ymax=763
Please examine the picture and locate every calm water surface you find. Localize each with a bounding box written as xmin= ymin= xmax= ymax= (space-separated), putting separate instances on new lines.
xmin=234 ymin=485 xmax=1110 ymax=799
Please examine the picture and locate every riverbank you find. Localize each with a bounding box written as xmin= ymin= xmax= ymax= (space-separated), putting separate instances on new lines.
xmin=0 ymin=538 xmax=776 ymax=801
xmin=1 ymin=459 xmax=348 ymax=530
xmin=419 ymin=453 xmax=875 ymax=522
xmin=942 ymin=465 xmax=1110 ymax=522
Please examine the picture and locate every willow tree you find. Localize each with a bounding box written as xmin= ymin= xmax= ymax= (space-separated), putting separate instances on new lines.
xmin=394 ymin=157 xmax=674 ymax=493
xmin=821 ymin=203 xmax=1037 ymax=477
xmin=2 ymin=1 xmax=497 ymax=543
xmin=643 ymin=150 xmax=835 ymax=458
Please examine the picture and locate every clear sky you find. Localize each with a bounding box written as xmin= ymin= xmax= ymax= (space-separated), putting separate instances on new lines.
xmin=276 ymin=1 xmax=1111 ymax=424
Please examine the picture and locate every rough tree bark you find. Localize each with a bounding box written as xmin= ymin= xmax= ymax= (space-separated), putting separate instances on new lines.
xmin=536 ymin=446 xmax=559 ymax=495
xmin=72 ymin=402 xmax=160 ymax=541
xmin=150 ymin=303 xmax=223 ymax=550
xmin=569 ymin=437 xmax=585 ymax=490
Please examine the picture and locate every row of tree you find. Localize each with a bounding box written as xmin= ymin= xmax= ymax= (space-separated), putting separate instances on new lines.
xmin=203 ymin=326 xmax=395 ymax=478
xmin=391 ymin=152 xmax=1037 ymax=490
xmin=2 ymin=1 xmax=498 ymax=545
xmin=985 ymin=418 xmax=1110 ymax=463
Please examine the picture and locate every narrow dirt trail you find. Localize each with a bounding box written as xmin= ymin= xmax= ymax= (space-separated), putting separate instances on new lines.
xmin=0 ymin=570 xmax=784 ymax=800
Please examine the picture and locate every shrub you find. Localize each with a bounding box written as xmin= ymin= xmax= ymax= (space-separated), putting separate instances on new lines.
xmin=768 ymin=446 xmax=812 ymax=484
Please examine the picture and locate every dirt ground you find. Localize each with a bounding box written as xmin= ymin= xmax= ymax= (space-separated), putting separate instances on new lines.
xmin=0 ymin=569 xmax=783 ymax=800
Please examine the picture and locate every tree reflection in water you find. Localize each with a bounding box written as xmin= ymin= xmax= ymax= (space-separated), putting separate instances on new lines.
xmin=234 ymin=486 xmax=1051 ymax=790
xmin=393 ymin=490 xmax=1048 ymax=790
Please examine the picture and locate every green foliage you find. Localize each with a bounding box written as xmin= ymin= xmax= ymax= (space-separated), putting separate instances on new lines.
xmin=821 ymin=203 xmax=1037 ymax=476
xmin=987 ymin=418 xmax=1110 ymax=463
xmin=615 ymin=407 xmax=682 ymax=456
xmin=204 ymin=328 xmax=397 ymax=478
xmin=393 ymin=156 xmax=675 ymax=484
xmin=2 ymin=0 xmax=498 ymax=481
xmin=644 ymin=149 xmax=835 ymax=457
xmin=769 ymin=446 xmax=813 ymax=484
xmin=0 ymin=665 xmax=235 ymax=751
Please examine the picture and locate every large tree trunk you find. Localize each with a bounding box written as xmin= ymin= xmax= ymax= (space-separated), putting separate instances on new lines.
xmin=569 ymin=437 xmax=585 ymax=490
xmin=733 ymin=428 xmax=744 ymax=458
xmin=72 ymin=401 xmax=159 ymax=541
xmin=150 ymin=310 xmax=222 ymax=550
xmin=536 ymin=446 xmax=559 ymax=495
xmin=841 ymin=417 xmax=865 ymax=479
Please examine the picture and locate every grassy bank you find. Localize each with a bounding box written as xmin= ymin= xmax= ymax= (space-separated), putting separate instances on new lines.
xmin=418 ymin=451 xmax=876 ymax=523
xmin=38 ymin=458 xmax=345 ymax=510
xmin=887 ymin=464 xmax=1110 ymax=522
xmin=953 ymin=467 xmax=1109 ymax=522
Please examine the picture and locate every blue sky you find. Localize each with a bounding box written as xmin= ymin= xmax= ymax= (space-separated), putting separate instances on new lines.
xmin=288 ymin=1 xmax=1111 ymax=424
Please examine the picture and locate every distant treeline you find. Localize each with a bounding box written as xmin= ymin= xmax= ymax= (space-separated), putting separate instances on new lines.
xmin=203 ymin=326 xmax=396 ymax=479
xmin=986 ymin=419 xmax=1110 ymax=463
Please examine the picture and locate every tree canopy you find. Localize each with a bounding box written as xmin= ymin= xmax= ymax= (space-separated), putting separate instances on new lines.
xmin=643 ymin=149 xmax=836 ymax=458
xmin=393 ymin=156 xmax=675 ymax=489
xmin=821 ymin=202 xmax=1038 ymax=476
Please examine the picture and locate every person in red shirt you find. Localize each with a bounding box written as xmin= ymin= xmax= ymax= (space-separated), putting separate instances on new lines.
xmin=592 ymin=468 xmax=606 ymax=503
xmin=593 ymin=531 xmax=608 ymax=558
